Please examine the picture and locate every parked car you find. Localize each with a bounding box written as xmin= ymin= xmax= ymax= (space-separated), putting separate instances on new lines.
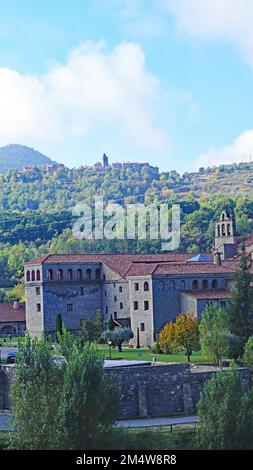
xmin=7 ymin=352 xmax=17 ymax=364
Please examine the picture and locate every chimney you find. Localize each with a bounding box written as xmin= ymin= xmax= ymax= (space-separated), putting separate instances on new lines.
xmin=13 ymin=300 xmax=20 ymax=310
xmin=214 ymin=252 xmax=221 ymax=266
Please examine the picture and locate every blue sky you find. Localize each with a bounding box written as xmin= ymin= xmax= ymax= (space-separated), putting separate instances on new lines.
xmin=1 ymin=0 xmax=253 ymax=173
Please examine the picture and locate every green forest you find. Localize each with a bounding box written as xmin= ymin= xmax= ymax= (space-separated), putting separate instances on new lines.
xmin=1 ymin=160 xmax=253 ymax=292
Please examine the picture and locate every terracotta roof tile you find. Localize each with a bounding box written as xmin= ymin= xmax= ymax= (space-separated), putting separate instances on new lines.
xmin=0 ymin=303 xmax=26 ymax=322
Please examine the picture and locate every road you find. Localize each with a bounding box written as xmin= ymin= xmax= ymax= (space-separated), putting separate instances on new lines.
xmin=114 ymin=415 xmax=199 ymax=428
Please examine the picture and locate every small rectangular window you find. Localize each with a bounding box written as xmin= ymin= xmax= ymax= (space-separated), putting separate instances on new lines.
xmin=114 ymin=312 xmax=117 ymax=319
xmin=104 ymin=290 xmax=107 ymax=296
xmin=36 ymin=303 xmax=41 ymax=312
xmin=36 ymin=287 xmax=40 ymax=295
xmin=67 ymin=304 xmax=73 ymax=312
xmin=105 ymin=306 xmax=108 ymax=313
xmin=114 ymin=296 xmax=117 ymax=302
xmin=144 ymin=301 xmax=149 ymax=311
xmin=134 ymin=283 xmax=139 ymax=291
xmin=120 ymin=302 xmax=123 ymax=309
xmin=119 ymin=286 xmax=123 ymax=293
xmin=134 ymin=301 xmax=139 ymax=310
xmin=80 ymin=287 xmax=84 ymax=296
xmin=140 ymin=322 xmax=145 ymax=332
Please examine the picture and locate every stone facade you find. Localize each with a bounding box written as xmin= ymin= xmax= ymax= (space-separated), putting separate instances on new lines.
xmin=24 ymin=212 xmax=253 ymax=346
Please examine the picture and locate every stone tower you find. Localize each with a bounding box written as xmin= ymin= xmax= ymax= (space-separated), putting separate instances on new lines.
xmin=102 ymin=153 xmax=109 ymax=167
xmin=214 ymin=210 xmax=237 ymax=260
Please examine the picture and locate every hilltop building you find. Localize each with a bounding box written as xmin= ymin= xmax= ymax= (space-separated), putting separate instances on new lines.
xmin=24 ymin=211 xmax=252 ymax=346
xmin=87 ymin=154 xmax=159 ymax=173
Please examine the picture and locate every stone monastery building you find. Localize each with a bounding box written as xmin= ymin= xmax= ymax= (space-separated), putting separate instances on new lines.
xmin=24 ymin=211 xmax=253 ymax=347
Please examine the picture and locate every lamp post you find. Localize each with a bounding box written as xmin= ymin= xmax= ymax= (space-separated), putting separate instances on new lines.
xmin=108 ymin=340 xmax=112 ymax=359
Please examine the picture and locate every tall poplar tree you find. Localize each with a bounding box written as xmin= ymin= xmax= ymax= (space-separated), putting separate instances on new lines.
xmin=227 ymin=246 xmax=253 ymax=353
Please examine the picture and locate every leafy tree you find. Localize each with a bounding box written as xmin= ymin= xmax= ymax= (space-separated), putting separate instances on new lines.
xmin=107 ymin=314 xmax=115 ymax=331
xmin=199 ymin=304 xmax=229 ymax=366
xmin=101 ymin=327 xmax=134 ymax=352
xmin=227 ymin=247 xmax=253 ymax=353
xmin=10 ymin=332 xmax=117 ymax=450
xmin=197 ymin=364 xmax=253 ymax=449
xmin=159 ymin=314 xmax=200 ymax=361
xmin=173 ymin=313 xmax=200 ymax=362
xmin=54 ymin=343 xmax=117 ymax=450
xmin=243 ymin=336 xmax=253 ymax=368
xmin=57 ymin=326 xmax=79 ymax=360
xmin=10 ymin=334 xmax=63 ymax=450
xmin=94 ymin=309 xmax=104 ymax=339
xmin=80 ymin=318 xmax=96 ymax=345
xmin=56 ymin=313 xmax=63 ymax=340
xmin=158 ymin=322 xmax=175 ymax=354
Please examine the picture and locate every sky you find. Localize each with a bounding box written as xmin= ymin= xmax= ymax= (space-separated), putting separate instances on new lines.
xmin=1 ymin=0 xmax=253 ymax=173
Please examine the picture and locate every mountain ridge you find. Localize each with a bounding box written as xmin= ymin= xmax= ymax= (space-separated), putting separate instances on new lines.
xmin=0 ymin=144 xmax=56 ymax=173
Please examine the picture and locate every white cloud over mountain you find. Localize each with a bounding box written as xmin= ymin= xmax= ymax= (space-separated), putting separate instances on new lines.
xmin=195 ymin=130 xmax=253 ymax=169
xmin=0 ymin=41 xmax=168 ymax=155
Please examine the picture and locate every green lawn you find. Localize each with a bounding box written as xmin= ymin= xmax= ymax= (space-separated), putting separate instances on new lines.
xmin=99 ymin=345 xmax=212 ymax=364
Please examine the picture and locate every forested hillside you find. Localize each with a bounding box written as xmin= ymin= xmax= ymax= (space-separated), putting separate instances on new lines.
xmin=1 ymin=158 xmax=253 ymax=290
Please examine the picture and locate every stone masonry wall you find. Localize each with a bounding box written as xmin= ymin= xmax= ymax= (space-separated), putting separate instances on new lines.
xmin=1 ymin=362 xmax=252 ymax=418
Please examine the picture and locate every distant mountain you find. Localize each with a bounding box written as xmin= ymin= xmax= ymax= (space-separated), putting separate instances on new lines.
xmin=0 ymin=144 xmax=55 ymax=173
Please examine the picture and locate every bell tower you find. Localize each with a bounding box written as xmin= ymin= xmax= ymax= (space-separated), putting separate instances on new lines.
xmin=214 ymin=210 xmax=237 ymax=259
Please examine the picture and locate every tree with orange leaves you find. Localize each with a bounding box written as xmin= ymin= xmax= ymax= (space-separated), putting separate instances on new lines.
xmin=159 ymin=313 xmax=200 ymax=361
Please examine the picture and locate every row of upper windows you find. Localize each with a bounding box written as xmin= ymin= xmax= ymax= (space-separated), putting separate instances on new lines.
xmin=192 ymin=279 xmax=218 ymax=290
xmin=134 ymin=281 xmax=149 ymax=292
xmin=158 ymin=278 xmax=221 ymax=291
xmin=26 ymin=268 xmax=102 ymax=282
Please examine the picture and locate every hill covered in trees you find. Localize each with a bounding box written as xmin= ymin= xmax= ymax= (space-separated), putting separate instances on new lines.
xmin=0 ymin=144 xmax=55 ymax=173
xmin=2 ymin=156 xmax=253 ymax=287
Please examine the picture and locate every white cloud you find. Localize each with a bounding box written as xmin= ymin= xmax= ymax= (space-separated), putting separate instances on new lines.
xmin=165 ymin=0 xmax=253 ymax=67
xmin=195 ymin=129 xmax=253 ymax=169
xmin=0 ymin=41 xmax=168 ymax=154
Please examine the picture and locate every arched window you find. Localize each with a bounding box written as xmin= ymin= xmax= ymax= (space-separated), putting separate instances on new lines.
xmin=36 ymin=270 xmax=41 ymax=281
xmin=86 ymin=268 xmax=92 ymax=281
xmin=217 ymin=225 xmax=220 ymax=237
xmin=144 ymin=281 xmax=149 ymax=291
xmin=26 ymin=271 xmax=30 ymax=282
xmin=47 ymin=269 xmax=53 ymax=281
xmin=67 ymin=269 xmax=73 ymax=281
xmin=31 ymin=270 xmax=35 ymax=282
xmin=192 ymin=280 xmax=198 ymax=290
xmin=57 ymin=269 xmax=63 ymax=280
xmin=168 ymin=280 xmax=176 ymax=289
xmin=77 ymin=269 xmax=83 ymax=281
xmin=222 ymin=223 xmax=226 ymax=236
xmin=227 ymin=223 xmax=231 ymax=236
xmin=179 ymin=280 xmax=186 ymax=290
xmin=202 ymin=279 xmax=208 ymax=289
xmin=95 ymin=268 xmax=101 ymax=280
xmin=212 ymin=279 xmax=218 ymax=289
xmin=222 ymin=213 xmax=225 ymax=221
xmin=0 ymin=325 xmax=17 ymax=336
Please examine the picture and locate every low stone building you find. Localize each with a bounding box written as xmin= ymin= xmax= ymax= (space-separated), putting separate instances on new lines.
xmin=0 ymin=301 xmax=26 ymax=337
xmin=24 ymin=211 xmax=253 ymax=346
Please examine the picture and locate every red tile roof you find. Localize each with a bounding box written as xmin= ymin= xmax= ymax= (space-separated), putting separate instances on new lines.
xmin=0 ymin=303 xmax=26 ymax=322
xmin=181 ymin=289 xmax=230 ymax=300
xmin=24 ymin=251 xmax=250 ymax=278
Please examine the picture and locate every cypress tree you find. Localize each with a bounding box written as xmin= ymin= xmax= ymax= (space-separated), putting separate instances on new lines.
xmin=56 ymin=314 xmax=63 ymax=340
xmin=227 ymin=246 xmax=253 ymax=353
